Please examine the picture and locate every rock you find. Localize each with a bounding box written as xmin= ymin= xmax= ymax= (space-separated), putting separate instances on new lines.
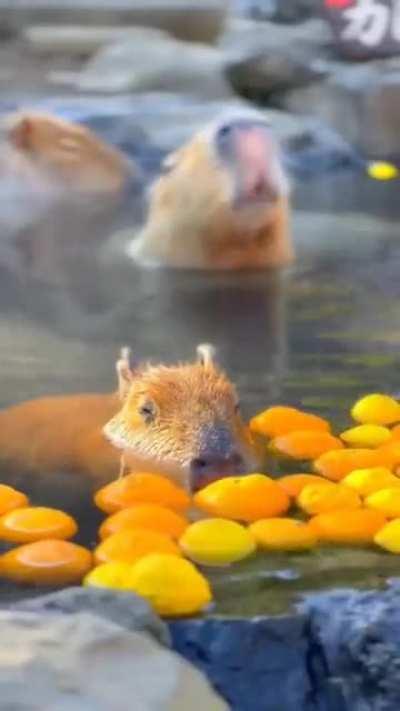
xmin=226 ymin=49 xmax=326 ymax=100
xmin=276 ymin=59 xmax=400 ymax=157
xmin=302 ymin=581 xmax=400 ymax=711
xmin=170 ymin=614 xmax=311 ymax=711
xmin=0 ymin=0 xmax=228 ymax=45
xmin=0 ymin=610 xmax=228 ymax=710
xmin=73 ymin=29 xmax=232 ymax=97
xmin=219 ymin=17 xmax=333 ymax=60
xmin=11 ymin=586 xmax=170 ymax=647
xmin=233 ymin=0 xmax=321 ymax=23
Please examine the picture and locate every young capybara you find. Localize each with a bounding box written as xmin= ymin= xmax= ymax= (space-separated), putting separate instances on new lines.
xmin=0 ymin=111 xmax=133 ymax=197
xmin=126 ymin=109 xmax=292 ymax=269
xmin=0 ymin=345 xmax=258 ymax=492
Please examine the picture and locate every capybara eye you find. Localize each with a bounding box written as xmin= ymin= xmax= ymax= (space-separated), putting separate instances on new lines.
xmin=234 ymin=401 xmax=241 ymax=414
xmin=138 ymin=401 xmax=157 ymax=424
xmin=217 ymin=124 xmax=232 ymax=140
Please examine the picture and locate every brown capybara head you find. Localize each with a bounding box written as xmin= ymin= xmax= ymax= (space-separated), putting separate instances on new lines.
xmin=155 ymin=109 xmax=289 ymax=229
xmin=3 ymin=111 xmax=131 ymax=195
xmin=103 ymin=344 xmax=258 ymax=492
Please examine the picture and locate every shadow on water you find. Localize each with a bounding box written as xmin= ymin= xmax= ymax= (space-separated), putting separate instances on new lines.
xmin=0 ymin=168 xmax=400 ymax=612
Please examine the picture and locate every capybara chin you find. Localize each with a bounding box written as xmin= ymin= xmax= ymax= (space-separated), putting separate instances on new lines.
xmin=0 ymin=111 xmax=133 ymax=197
xmin=0 ymin=345 xmax=258 ymax=492
xmin=126 ymin=109 xmax=293 ymax=270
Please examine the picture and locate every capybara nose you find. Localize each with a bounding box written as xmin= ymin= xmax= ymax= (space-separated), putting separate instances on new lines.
xmin=189 ymin=451 xmax=246 ymax=492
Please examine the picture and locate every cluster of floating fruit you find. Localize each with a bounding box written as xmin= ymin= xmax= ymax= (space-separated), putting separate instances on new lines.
xmin=3 ymin=392 xmax=400 ymax=617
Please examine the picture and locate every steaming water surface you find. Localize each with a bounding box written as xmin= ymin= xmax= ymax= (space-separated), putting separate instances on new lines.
xmin=0 ymin=166 xmax=399 ymax=613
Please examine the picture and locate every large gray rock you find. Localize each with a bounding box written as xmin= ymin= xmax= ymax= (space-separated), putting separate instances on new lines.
xmin=11 ymin=586 xmax=170 ymax=647
xmin=0 ymin=610 xmax=228 ymax=710
xmin=0 ymin=0 xmax=229 ymax=44
xmin=71 ymin=29 xmax=232 ymax=97
xmin=303 ymin=580 xmax=400 ymax=711
xmin=276 ymin=59 xmax=400 ymax=157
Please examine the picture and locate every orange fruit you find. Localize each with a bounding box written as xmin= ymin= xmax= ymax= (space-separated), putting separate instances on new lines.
xmin=278 ymin=474 xmax=332 ymax=498
xmin=249 ymin=406 xmax=330 ymax=439
xmin=127 ymin=553 xmax=212 ymax=617
xmin=99 ymin=504 xmax=189 ymax=541
xmin=0 ymin=484 xmax=28 ymax=515
xmin=94 ymin=528 xmax=182 ymax=565
xmin=193 ymin=474 xmax=290 ymax=522
xmin=249 ymin=518 xmax=317 ymax=551
xmin=0 ymin=507 xmax=77 ymax=543
xmin=270 ymin=430 xmax=343 ymax=460
xmin=0 ymin=539 xmax=92 ymax=585
xmin=179 ymin=518 xmax=255 ymax=566
xmin=309 ymin=509 xmax=386 ymax=545
xmin=314 ymin=449 xmax=395 ymax=482
xmin=297 ymin=483 xmax=361 ymax=515
xmin=94 ymin=472 xmax=190 ymax=514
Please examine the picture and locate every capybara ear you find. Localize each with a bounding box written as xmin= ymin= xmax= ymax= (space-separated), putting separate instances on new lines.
xmin=6 ymin=115 xmax=32 ymax=151
xmin=196 ymin=343 xmax=217 ymax=368
xmin=116 ymin=346 xmax=135 ymax=401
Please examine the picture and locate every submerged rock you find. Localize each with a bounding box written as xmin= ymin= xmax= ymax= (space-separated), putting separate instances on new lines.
xmin=0 ymin=609 xmax=228 ymax=710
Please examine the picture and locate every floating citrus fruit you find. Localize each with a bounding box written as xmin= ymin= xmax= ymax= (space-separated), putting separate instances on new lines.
xmin=84 ymin=561 xmax=134 ymax=591
xmin=249 ymin=518 xmax=317 ymax=551
xmin=0 ymin=539 xmax=92 ymax=585
xmin=94 ymin=472 xmax=190 ymax=514
xmin=179 ymin=518 xmax=255 ymax=566
xmin=342 ymin=467 xmax=400 ymax=497
xmin=314 ymin=448 xmax=394 ymax=481
xmin=0 ymin=484 xmax=29 ymax=515
xmin=351 ymin=394 xmax=400 ymax=426
xmin=367 ymin=161 xmax=399 ymax=181
xmin=128 ymin=553 xmax=212 ymax=617
xmin=374 ymin=519 xmax=400 ymax=553
xmin=309 ymin=509 xmax=386 ymax=545
xmin=340 ymin=424 xmax=391 ymax=448
xmin=193 ymin=474 xmax=290 ymax=522
xmin=99 ymin=504 xmax=189 ymax=541
xmin=270 ymin=430 xmax=343 ymax=460
xmin=0 ymin=507 xmax=77 ymax=543
xmin=365 ymin=488 xmax=400 ymax=518
xmin=94 ymin=528 xmax=181 ymax=565
xmin=278 ymin=474 xmax=332 ymax=498
xmin=297 ymin=482 xmax=361 ymax=515
xmin=249 ymin=406 xmax=330 ymax=439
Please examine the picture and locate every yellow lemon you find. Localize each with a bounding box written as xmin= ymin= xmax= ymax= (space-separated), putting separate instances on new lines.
xmin=179 ymin=518 xmax=255 ymax=566
xmin=365 ymin=488 xmax=400 ymax=518
xmin=367 ymin=162 xmax=399 ymax=181
xmin=340 ymin=424 xmax=391 ymax=448
xmin=351 ymin=394 xmax=400 ymax=426
xmin=249 ymin=518 xmax=317 ymax=552
xmin=374 ymin=519 xmax=400 ymax=553
xmin=84 ymin=562 xmax=135 ymax=590
xmin=342 ymin=467 xmax=400 ymax=497
xmin=297 ymin=482 xmax=361 ymax=515
xmin=127 ymin=553 xmax=212 ymax=617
